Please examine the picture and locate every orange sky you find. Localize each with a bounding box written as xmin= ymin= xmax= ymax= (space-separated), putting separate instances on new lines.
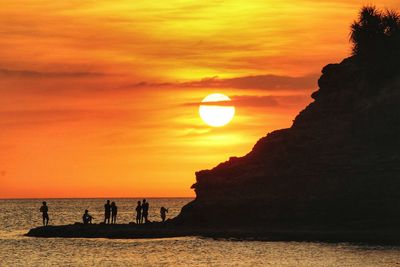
xmin=1 ymin=0 xmax=399 ymax=198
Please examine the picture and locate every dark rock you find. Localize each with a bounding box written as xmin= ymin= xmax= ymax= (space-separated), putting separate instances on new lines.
xmin=175 ymin=45 xmax=400 ymax=231
xmin=25 ymin=224 xmax=400 ymax=245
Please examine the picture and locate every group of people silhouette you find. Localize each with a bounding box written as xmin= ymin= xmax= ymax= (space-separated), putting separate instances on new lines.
xmin=103 ymin=200 xmax=118 ymax=224
xmin=39 ymin=200 xmax=169 ymax=226
xmin=135 ymin=199 xmax=150 ymax=224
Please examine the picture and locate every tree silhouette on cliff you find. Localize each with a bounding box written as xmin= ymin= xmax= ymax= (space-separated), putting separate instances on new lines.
xmin=350 ymin=6 xmax=400 ymax=58
xmin=350 ymin=6 xmax=400 ymax=81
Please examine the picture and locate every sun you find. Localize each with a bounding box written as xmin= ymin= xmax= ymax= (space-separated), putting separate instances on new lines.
xmin=199 ymin=93 xmax=235 ymax=127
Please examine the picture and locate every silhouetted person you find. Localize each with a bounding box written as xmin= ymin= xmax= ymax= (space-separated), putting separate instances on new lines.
xmin=111 ymin=202 xmax=118 ymax=224
xmin=160 ymin=207 xmax=168 ymax=222
xmin=39 ymin=201 xmax=49 ymax=226
xmin=104 ymin=200 xmax=111 ymax=224
xmin=140 ymin=199 xmax=146 ymax=224
xmin=135 ymin=201 xmax=142 ymax=224
xmin=142 ymin=199 xmax=149 ymax=223
xmin=82 ymin=209 xmax=94 ymax=224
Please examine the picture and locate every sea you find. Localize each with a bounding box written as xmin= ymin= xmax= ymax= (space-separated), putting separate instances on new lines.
xmin=1 ymin=198 xmax=400 ymax=266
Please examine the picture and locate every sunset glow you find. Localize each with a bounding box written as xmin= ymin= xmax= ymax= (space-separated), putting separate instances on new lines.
xmin=1 ymin=0 xmax=400 ymax=198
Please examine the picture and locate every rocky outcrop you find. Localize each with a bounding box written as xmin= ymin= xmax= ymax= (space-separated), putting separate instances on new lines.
xmin=175 ymin=50 xmax=400 ymax=229
xmin=26 ymin=223 xmax=400 ymax=244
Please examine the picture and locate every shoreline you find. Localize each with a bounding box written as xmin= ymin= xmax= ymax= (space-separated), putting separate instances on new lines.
xmin=25 ymin=223 xmax=400 ymax=245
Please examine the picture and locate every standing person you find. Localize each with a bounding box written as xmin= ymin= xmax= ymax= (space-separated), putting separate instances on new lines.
xmin=111 ymin=202 xmax=118 ymax=224
xmin=135 ymin=201 xmax=142 ymax=224
xmin=39 ymin=201 xmax=49 ymax=226
xmin=142 ymin=199 xmax=149 ymax=223
xmin=104 ymin=200 xmax=111 ymax=224
xmin=141 ymin=199 xmax=146 ymax=224
xmin=160 ymin=207 xmax=168 ymax=222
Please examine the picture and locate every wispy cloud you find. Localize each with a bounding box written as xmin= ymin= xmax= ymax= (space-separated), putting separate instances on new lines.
xmin=0 ymin=108 xmax=132 ymax=127
xmin=0 ymin=68 xmax=105 ymax=78
xmin=181 ymin=74 xmax=318 ymax=90
xmin=129 ymin=73 xmax=318 ymax=91
xmin=183 ymin=94 xmax=310 ymax=108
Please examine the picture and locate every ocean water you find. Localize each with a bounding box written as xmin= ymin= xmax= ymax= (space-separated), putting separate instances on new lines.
xmin=1 ymin=199 xmax=400 ymax=266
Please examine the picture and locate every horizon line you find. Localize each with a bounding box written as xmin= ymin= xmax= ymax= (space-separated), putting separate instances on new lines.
xmin=0 ymin=196 xmax=195 ymax=200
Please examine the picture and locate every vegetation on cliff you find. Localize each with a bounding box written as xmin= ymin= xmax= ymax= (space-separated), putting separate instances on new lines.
xmin=350 ymin=6 xmax=400 ymax=58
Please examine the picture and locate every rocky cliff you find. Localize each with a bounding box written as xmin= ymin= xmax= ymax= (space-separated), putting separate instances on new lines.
xmin=175 ymin=8 xmax=400 ymax=229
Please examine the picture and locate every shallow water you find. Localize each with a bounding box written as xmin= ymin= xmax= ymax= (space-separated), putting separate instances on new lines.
xmin=1 ymin=199 xmax=400 ymax=266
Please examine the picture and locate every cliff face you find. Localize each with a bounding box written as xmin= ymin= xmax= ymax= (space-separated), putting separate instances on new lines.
xmin=176 ymin=55 xmax=400 ymax=229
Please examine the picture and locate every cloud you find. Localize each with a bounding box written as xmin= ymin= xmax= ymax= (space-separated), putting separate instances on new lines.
xmin=232 ymin=95 xmax=279 ymax=107
xmin=0 ymin=68 xmax=104 ymax=78
xmin=129 ymin=73 xmax=318 ymax=91
xmin=181 ymin=74 xmax=318 ymax=90
xmin=183 ymin=94 xmax=311 ymax=108
xmin=0 ymin=109 xmax=131 ymax=127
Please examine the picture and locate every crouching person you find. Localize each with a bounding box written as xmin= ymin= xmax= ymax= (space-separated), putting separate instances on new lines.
xmin=83 ymin=209 xmax=94 ymax=224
